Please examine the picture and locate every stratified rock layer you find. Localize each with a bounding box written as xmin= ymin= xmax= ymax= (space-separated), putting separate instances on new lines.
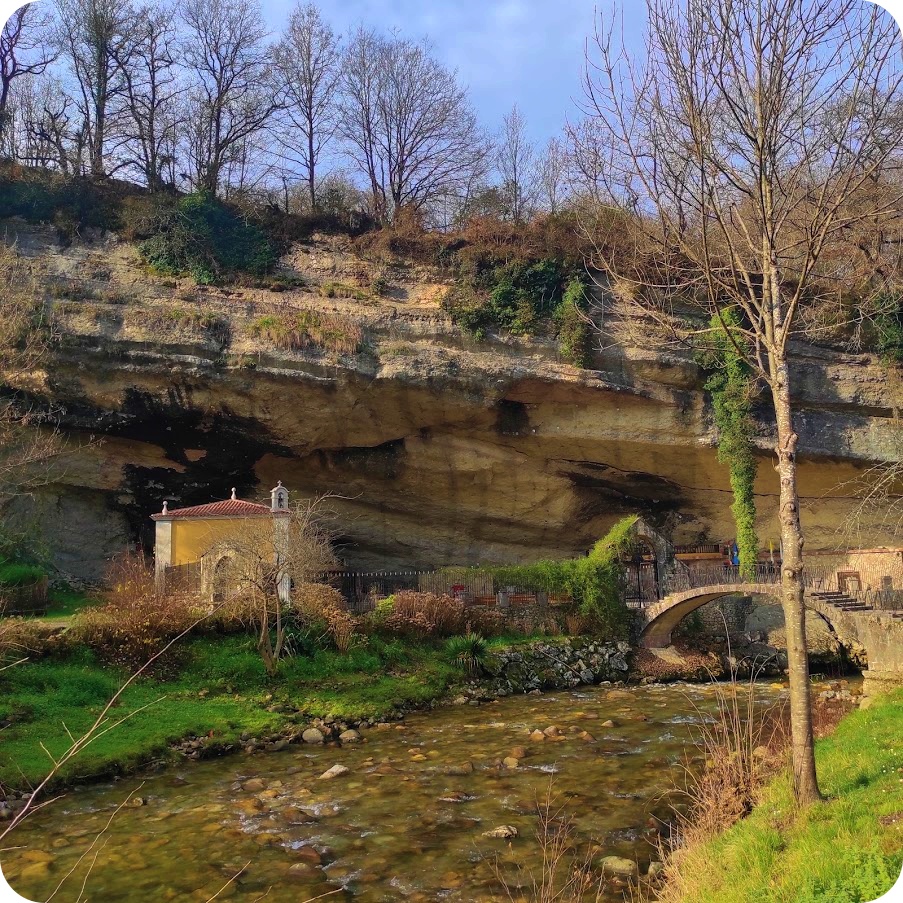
xmin=6 ymin=221 xmax=901 ymax=578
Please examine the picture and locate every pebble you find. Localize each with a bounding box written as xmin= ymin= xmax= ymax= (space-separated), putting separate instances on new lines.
xmin=339 ymin=729 xmax=362 ymax=743
xmin=318 ymin=764 xmax=350 ymax=780
xmin=302 ymin=728 xmax=325 ymax=745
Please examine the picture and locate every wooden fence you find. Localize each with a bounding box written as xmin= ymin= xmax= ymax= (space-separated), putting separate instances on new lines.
xmin=0 ymin=578 xmax=49 ymax=615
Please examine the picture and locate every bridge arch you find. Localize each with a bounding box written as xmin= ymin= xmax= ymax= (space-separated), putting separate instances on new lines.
xmin=639 ymin=583 xmax=780 ymax=648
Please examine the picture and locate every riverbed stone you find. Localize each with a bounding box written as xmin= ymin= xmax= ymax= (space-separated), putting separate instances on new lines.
xmin=241 ymin=778 xmax=267 ymax=792
xmin=529 ymin=729 xmax=545 ymax=742
xmin=509 ymin=746 xmax=527 ymax=759
xmin=20 ymin=861 xmax=51 ymax=880
xmin=599 ymin=856 xmax=638 ymax=878
xmin=483 ymin=825 xmax=518 ymax=839
xmin=293 ymin=846 xmax=323 ymax=865
xmin=318 ymin=764 xmax=350 ymax=780
xmin=443 ymin=762 xmax=474 ymax=775
xmin=302 ymin=728 xmax=325 ymax=744
xmin=286 ymin=862 xmax=318 ymax=880
xmin=339 ymin=729 xmax=362 ymax=743
xmin=502 ymin=757 xmax=520 ymax=769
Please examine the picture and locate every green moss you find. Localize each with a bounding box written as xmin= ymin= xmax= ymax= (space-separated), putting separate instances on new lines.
xmin=668 ymin=690 xmax=903 ymax=902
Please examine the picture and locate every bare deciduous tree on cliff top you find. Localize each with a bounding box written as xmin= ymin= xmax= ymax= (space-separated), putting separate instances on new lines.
xmin=182 ymin=0 xmax=278 ymax=195
xmin=338 ymin=28 xmax=488 ymax=223
xmin=580 ymin=0 xmax=903 ymax=804
xmin=273 ymin=1 xmax=342 ymax=212
xmin=0 ymin=5 xmax=56 ymax=142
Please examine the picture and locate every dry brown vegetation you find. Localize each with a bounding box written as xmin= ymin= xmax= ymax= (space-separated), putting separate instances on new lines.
xmin=70 ymin=552 xmax=201 ymax=671
xmin=248 ymin=310 xmax=364 ymax=355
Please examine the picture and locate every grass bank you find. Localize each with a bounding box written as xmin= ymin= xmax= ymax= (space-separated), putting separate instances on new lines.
xmin=662 ymin=689 xmax=903 ymax=903
xmin=0 ymin=632 xmax=551 ymax=790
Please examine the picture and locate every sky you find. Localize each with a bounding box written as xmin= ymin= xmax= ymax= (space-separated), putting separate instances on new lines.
xmin=260 ymin=0 xmax=649 ymax=146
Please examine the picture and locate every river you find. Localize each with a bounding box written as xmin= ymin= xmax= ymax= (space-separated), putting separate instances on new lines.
xmin=3 ymin=680 xmax=793 ymax=902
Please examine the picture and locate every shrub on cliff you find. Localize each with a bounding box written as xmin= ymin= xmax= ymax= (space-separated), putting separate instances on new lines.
xmin=139 ymin=191 xmax=277 ymax=284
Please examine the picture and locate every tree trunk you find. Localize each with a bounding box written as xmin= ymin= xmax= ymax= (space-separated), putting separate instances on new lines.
xmin=772 ymin=359 xmax=822 ymax=805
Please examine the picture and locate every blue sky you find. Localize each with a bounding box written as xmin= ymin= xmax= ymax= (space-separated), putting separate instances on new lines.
xmin=260 ymin=0 xmax=648 ymax=144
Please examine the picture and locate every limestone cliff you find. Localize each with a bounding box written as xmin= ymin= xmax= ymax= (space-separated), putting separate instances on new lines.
xmin=4 ymin=219 xmax=901 ymax=579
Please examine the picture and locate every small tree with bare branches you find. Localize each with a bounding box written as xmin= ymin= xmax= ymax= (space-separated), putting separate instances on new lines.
xmin=202 ymin=498 xmax=337 ymax=675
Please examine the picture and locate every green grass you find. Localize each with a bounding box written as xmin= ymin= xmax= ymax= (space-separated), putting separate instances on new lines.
xmin=669 ymin=690 xmax=903 ymax=903
xmin=40 ymin=588 xmax=100 ymax=619
xmin=0 ymin=634 xmax=460 ymax=788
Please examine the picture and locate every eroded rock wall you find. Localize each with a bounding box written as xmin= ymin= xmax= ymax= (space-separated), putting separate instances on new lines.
xmin=5 ymin=221 xmax=901 ymax=579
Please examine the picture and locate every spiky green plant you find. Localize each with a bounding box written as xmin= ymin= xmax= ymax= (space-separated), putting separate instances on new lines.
xmin=446 ymin=632 xmax=488 ymax=677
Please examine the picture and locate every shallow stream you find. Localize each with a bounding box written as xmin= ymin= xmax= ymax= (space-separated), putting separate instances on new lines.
xmin=3 ymin=680 xmax=792 ymax=902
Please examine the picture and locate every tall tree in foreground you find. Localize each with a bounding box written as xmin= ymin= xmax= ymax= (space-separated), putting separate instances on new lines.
xmin=273 ymin=1 xmax=341 ymax=211
xmin=581 ymin=0 xmax=903 ymax=804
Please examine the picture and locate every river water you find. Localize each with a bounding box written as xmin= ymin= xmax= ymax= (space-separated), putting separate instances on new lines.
xmin=3 ymin=680 xmax=792 ymax=902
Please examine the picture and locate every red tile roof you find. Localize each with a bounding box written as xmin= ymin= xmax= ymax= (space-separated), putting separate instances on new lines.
xmin=151 ymin=498 xmax=289 ymax=520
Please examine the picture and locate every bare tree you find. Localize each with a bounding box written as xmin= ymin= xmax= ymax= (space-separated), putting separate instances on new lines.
xmin=497 ymin=104 xmax=536 ymax=223
xmin=13 ymin=74 xmax=89 ymax=172
xmin=338 ymin=28 xmax=489 ymax=223
xmin=181 ymin=0 xmax=278 ymax=195
xmin=55 ymin=0 xmax=138 ymax=177
xmin=203 ymin=498 xmax=337 ymax=676
xmin=273 ymin=2 xmax=341 ymax=211
xmin=112 ymin=1 xmax=180 ymax=190
xmin=0 ymin=5 xmax=56 ymax=144
xmin=536 ymin=136 xmax=568 ymax=214
xmin=581 ymin=0 xmax=903 ymax=805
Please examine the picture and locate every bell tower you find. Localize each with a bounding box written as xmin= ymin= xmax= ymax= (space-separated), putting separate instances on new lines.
xmin=270 ymin=480 xmax=289 ymax=512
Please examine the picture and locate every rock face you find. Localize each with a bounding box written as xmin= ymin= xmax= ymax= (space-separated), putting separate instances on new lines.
xmin=6 ymin=222 xmax=901 ymax=579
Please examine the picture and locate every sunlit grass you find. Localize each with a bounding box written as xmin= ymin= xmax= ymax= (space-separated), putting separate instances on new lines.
xmin=661 ymin=690 xmax=903 ymax=903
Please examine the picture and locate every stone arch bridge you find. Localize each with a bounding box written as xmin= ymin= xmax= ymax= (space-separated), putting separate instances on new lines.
xmin=635 ymin=566 xmax=903 ymax=695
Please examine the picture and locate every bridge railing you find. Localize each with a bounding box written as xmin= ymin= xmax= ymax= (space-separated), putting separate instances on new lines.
xmin=650 ymin=563 xmax=883 ymax=602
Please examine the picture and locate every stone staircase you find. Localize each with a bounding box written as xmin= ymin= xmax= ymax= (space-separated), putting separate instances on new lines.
xmin=809 ymin=590 xmax=903 ymax=619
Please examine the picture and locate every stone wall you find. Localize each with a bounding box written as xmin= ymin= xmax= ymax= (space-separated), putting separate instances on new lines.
xmin=675 ymin=593 xmax=838 ymax=654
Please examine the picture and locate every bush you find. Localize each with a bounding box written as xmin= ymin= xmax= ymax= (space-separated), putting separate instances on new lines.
xmin=0 ymin=562 xmax=46 ymax=587
xmin=70 ymin=553 xmax=200 ymax=671
xmin=555 ymin=277 xmax=593 ymax=367
xmin=0 ymin=163 xmax=126 ymax=237
xmin=442 ymin=257 xmax=572 ymax=337
xmin=372 ymin=591 xmax=467 ymax=640
xmin=446 ymin=632 xmax=488 ymax=676
xmin=291 ymin=582 xmax=357 ymax=653
xmin=139 ymin=191 xmax=277 ymax=284
xmin=876 ymin=295 xmax=903 ymax=363
xmin=0 ymin=617 xmax=56 ymax=664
